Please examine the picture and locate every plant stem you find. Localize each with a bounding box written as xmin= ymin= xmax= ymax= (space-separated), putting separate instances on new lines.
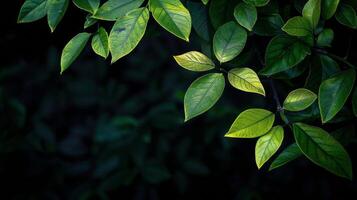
xmin=314 ymin=48 xmax=357 ymax=69
xmin=269 ymin=79 xmax=290 ymax=125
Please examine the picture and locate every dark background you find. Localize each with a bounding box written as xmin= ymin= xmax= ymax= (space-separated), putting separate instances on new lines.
xmin=1 ymin=1 xmax=357 ymax=199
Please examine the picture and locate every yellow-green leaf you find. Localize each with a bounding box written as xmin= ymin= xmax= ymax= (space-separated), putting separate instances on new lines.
xmin=228 ymin=68 xmax=265 ymax=96
xmin=282 ymin=16 xmax=312 ymax=36
xmin=109 ymin=8 xmax=149 ymax=63
xmin=92 ymin=27 xmax=109 ymax=59
xmin=149 ymin=0 xmax=192 ymax=41
xmin=225 ymin=108 xmax=275 ymax=138
xmin=283 ymin=88 xmax=317 ymax=111
xmin=173 ymin=51 xmax=215 ymax=72
xmin=255 ymin=125 xmax=284 ymax=169
xmin=93 ymin=0 xmax=144 ymax=21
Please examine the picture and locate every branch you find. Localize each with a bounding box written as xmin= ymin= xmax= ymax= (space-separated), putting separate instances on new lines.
xmin=314 ymin=48 xmax=357 ymax=69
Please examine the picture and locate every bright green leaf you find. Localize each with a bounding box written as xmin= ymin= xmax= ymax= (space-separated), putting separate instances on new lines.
xmin=109 ymin=8 xmax=149 ymax=63
xmin=255 ymin=126 xmax=284 ymax=169
xmin=73 ymin=0 xmax=100 ymax=14
xmin=321 ymin=0 xmax=340 ymax=19
xmin=150 ymin=0 xmax=192 ymax=41
xmin=282 ymin=16 xmax=312 ymax=36
xmin=234 ymin=2 xmax=257 ymax=31
xmin=92 ymin=27 xmax=109 ymax=59
xmin=225 ymin=108 xmax=275 ymax=138
xmin=293 ymin=123 xmax=352 ymax=179
xmin=60 ymin=32 xmax=91 ymax=74
xmin=243 ymin=0 xmax=270 ymax=7
xmin=173 ymin=51 xmax=215 ymax=72
xmin=227 ymin=67 xmax=265 ymax=96
xmin=201 ymin=0 xmax=209 ymax=5
xmin=335 ymin=3 xmax=357 ymax=29
xmin=184 ymin=73 xmax=225 ymax=121
xmin=260 ymin=35 xmax=310 ymax=76
xmin=283 ymin=88 xmax=317 ymax=111
xmin=47 ymin=0 xmax=69 ymax=32
xmin=18 ymin=0 xmax=47 ymax=23
xmin=269 ymin=143 xmax=302 ymax=171
xmin=213 ymin=21 xmax=247 ymax=63
xmin=319 ymin=69 xmax=356 ymax=123
xmin=316 ymin=28 xmax=334 ymax=47
xmin=94 ymin=0 xmax=144 ymax=21
xmin=302 ymin=0 xmax=321 ymax=29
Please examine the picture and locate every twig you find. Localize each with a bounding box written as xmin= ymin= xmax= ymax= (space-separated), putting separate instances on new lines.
xmin=314 ymin=48 xmax=356 ymax=69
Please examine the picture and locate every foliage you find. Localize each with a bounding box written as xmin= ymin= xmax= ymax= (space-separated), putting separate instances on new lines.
xmin=17 ymin=0 xmax=357 ymax=179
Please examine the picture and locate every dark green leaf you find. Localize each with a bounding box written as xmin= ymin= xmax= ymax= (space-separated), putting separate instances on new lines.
xmin=18 ymin=0 xmax=47 ymax=23
xmin=73 ymin=0 xmax=100 ymax=14
xmin=47 ymin=0 xmax=69 ymax=32
xmin=321 ymin=0 xmax=340 ymax=19
xmin=335 ymin=3 xmax=357 ymax=29
xmin=269 ymin=143 xmax=302 ymax=171
xmin=282 ymin=16 xmax=312 ymax=36
xmin=234 ymin=2 xmax=257 ymax=31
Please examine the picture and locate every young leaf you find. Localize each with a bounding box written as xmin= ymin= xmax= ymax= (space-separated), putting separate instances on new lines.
xmin=302 ymin=0 xmax=321 ymax=30
xmin=61 ymin=32 xmax=91 ymax=74
xmin=293 ymin=123 xmax=352 ymax=179
xmin=282 ymin=16 xmax=312 ymax=36
xmin=255 ymin=126 xmax=284 ymax=169
xmin=316 ymin=28 xmax=334 ymax=47
xmin=283 ymin=88 xmax=317 ymax=111
xmin=335 ymin=4 xmax=357 ymax=29
xmin=227 ymin=68 xmax=265 ymax=96
xmin=319 ymin=69 xmax=356 ymax=123
xmin=94 ymin=0 xmax=144 ymax=21
xmin=225 ymin=108 xmax=275 ymax=138
xmin=234 ymin=2 xmax=257 ymax=31
xmin=73 ymin=0 xmax=100 ymax=14
xmin=184 ymin=73 xmax=225 ymax=121
xmin=18 ymin=0 xmax=47 ymax=23
xmin=109 ymin=8 xmax=149 ymax=63
xmin=201 ymin=0 xmax=209 ymax=5
xmin=321 ymin=0 xmax=340 ymax=19
xmin=213 ymin=21 xmax=247 ymax=63
xmin=243 ymin=0 xmax=270 ymax=7
xmin=47 ymin=0 xmax=69 ymax=32
xmin=150 ymin=0 xmax=192 ymax=41
xmin=269 ymin=143 xmax=302 ymax=171
xmin=92 ymin=27 xmax=109 ymax=59
xmin=260 ymin=35 xmax=310 ymax=76
xmin=173 ymin=51 xmax=215 ymax=72
xmin=352 ymin=88 xmax=357 ymax=117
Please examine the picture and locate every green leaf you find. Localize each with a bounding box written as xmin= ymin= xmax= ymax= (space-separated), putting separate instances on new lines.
xmin=293 ymin=123 xmax=352 ymax=179
xmin=234 ymin=2 xmax=257 ymax=31
xmin=18 ymin=0 xmax=47 ymax=23
xmin=282 ymin=16 xmax=312 ymax=36
xmin=269 ymin=143 xmax=302 ymax=171
xmin=213 ymin=21 xmax=247 ymax=63
xmin=225 ymin=108 xmax=275 ymax=138
xmin=316 ymin=28 xmax=334 ymax=47
xmin=255 ymin=125 xmax=284 ymax=169
xmin=243 ymin=0 xmax=270 ymax=7
xmin=321 ymin=0 xmax=340 ymax=19
xmin=184 ymin=73 xmax=225 ymax=121
xmin=173 ymin=51 xmax=215 ymax=72
xmin=84 ymin=14 xmax=97 ymax=29
xmin=60 ymin=32 xmax=91 ymax=74
xmin=319 ymin=69 xmax=356 ymax=123
xmin=353 ymin=87 xmax=357 ymax=117
xmin=227 ymin=68 xmax=265 ymax=96
xmin=283 ymin=88 xmax=317 ymax=111
xmin=73 ymin=0 xmax=100 ymax=14
xmin=209 ymin=0 xmax=232 ymax=29
xmin=253 ymin=14 xmax=284 ymax=36
xmin=150 ymin=0 xmax=192 ymax=41
xmin=201 ymin=0 xmax=209 ymax=5
xmin=260 ymin=35 xmax=310 ymax=76
xmin=93 ymin=0 xmax=144 ymax=21
xmin=335 ymin=3 xmax=357 ymax=29
xmin=302 ymin=0 xmax=321 ymax=30
xmin=91 ymin=27 xmax=109 ymax=59
xmin=47 ymin=0 xmax=69 ymax=32
xmin=109 ymin=8 xmax=149 ymax=63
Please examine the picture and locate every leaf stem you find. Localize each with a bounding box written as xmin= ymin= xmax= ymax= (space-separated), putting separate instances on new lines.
xmin=269 ymin=79 xmax=290 ymax=125
xmin=314 ymin=48 xmax=357 ymax=69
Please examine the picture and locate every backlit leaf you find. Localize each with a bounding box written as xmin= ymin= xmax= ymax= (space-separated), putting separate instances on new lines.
xmin=283 ymin=88 xmax=317 ymax=111
xmin=94 ymin=0 xmax=144 ymax=21
xmin=227 ymin=67 xmax=265 ymax=96
xmin=92 ymin=27 xmax=109 ymax=59
xmin=174 ymin=51 xmax=215 ymax=72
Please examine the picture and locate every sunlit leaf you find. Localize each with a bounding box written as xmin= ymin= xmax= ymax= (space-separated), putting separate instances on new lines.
xmin=302 ymin=0 xmax=321 ymax=29
xmin=184 ymin=73 xmax=225 ymax=121
xmin=174 ymin=51 xmax=215 ymax=72
xmin=94 ymin=0 xmax=144 ymax=21
xmin=227 ymin=67 xmax=265 ymax=96
xmin=92 ymin=27 xmax=109 ymax=59
xmin=225 ymin=108 xmax=275 ymax=138
xmin=283 ymin=88 xmax=317 ymax=111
